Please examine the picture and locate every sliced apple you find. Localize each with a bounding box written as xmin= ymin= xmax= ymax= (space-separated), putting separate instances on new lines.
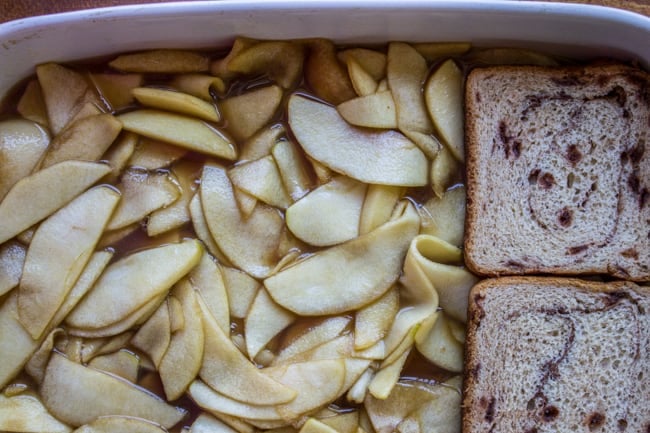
xmin=0 ymin=118 xmax=50 ymax=200
xmin=171 ymin=73 xmax=226 ymax=100
xmin=358 ymin=184 xmax=403 ymax=235
xmin=347 ymin=57 xmax=378 ymax=96
xmin=198 ymin=295 xmax=297 ymax=405
xmin=65 ymin=239 xmax=203 ymax=330
xmin=430 ymin=146 xmax=461 ymax=198
xmin=18 ymin=185 xmax=121 ymax=339
xmin=288 ymin=94 xmax=427 ymax=187
xmin=424 ymin=59 xmax=464 ymax=162
xmin=210 ymin=37 xmax=258 ymax=81
xmin=160 ymin=279 xmax=205 ymax=400
xmin=286 ymin=176 xmax=367 ymax=247
xmin=90 ymin=72 xmax=143 ymax=111
xmin=420 ymin=185 xmax=466 ymax=247
xmin=132 ymin=87 xmax=220 ymax=122
xmin=190 ymin=413 xmax=239 ymax=433
xmin=239 ymin=123 xmax=285 ymax=162
xmin=221 ymin=265 xmax=261 ymax=319
xmin=80 ymin=332 xmax=135 ymax=364
xmin=0 ymin=241 xmax=26 ymax=296
xmin=245 ymin=288 xmax=296 ymax=360
xmin=87 ymin=349 xmax=140 ymax=383
xmin=272 ymin=139 xmax=312 ymax=201
xmin=355 ymin=287 xmax=399 ymax=350
xmin=188 ymin=193 xmax=232 ymax=266
xmin=128 ymin=137 xmax=187 ymax=170
xmin=337 ymin=91 xmax=397 ymax=129
xmin=300 ymin=418 xmax=339 ymax=433
xmin=228 ymin=41 xmax=304 ymax=89
xmin=109 ymin=49 xmax=209 ymax=73
xmin=131 ymin=299 xmax=172 ymax=368
xmin=0 ymin=160 xmax=111 ymax=244
xmin=0 ymin=392 xmax=72 ymax=433
xmin=467 ymin=47 xmax=558 ymax=66
xmin=228 ymin=155 xmax=292 ymax=209
xmin=25 ymin=328 xmax=63 ymax=384
xmin=188 ymin=252 xmax=230 ymax=334
xmin=273 ymin=316 xmax=351 ymax=365
xmin=201 ymin=164 xmax=285 ymax=279
xmin=304 ymin=39 xmax=356 ymax=105
xmin=41 ymin=353 xmax=186 ymax=428
xmin=41 ymin=114 xmax=122 ymax=168
xmin=414 ymin=312 xmax=463 ymax=373
xmin=265 ymin=201 xmax=419 ymax=315
xmin=73 ymin=415 xmax=169 ymax=433
xmin=17 ymin=79 xmax=49 ymax=126
xmin=102 ymin=132 xmax=138 ymax=183
xmin=338 ymin=48 xmax=387 ymax=81
xmin=412 ymin=42 xmax=471 ymax=61
xmin=347 ymin=368 xmax=374 ymax=404
xmin=396 ymin=376 xmax=462 ymax=433
xmin=368 ymin=346 xmax=411 ymax=400
xmin=387 ymin=42 xmax=440 ymax=159
xmin=107 ymin=169 xmax=180 ymax=231
xmin=188 ymin=380 xmax=280 ymax=421
xmin=220 ymin=85 xmax=283 ymax=142
xmin=119 ymin=109 xmax=236 ymax=160
xmin=319 ymin=410 xmax=360 ymax=433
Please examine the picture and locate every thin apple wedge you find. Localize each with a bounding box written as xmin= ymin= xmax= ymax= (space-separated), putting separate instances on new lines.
xmin=87 ymin=349 xmax=140 ymax=383
xmin=0 ymin=118 xmax=50 ymax=200
xmin=188 ymin=252 xmax=231 ymax=334
xmin=286 ymin=176 xmax=366 ymax=246
xmin=228 ymin=155 xmax=292 ymax=209
xmin=131 ymin=299 xmax=171 ymax=369
xmin=129 ymin=137 xmax=187 ymax=170
xmin=119 ymin=109 xmax=236 ymax=160
xmin=188 ymin=193 xmax=232 ymax=266
xmin=90 ymin=72 xmax=143 ymax=111
xmin=102 ymin=132 xmax=138 ymax=183
xmin=396 ymin=376 xmax=462 ymax=433
xmin=337 ymin=91 xmax=397 ymax=129
xmin=190 ymin=413 xmax=239 ymax=433
xmin=221 ymin=265 xmax=261 ymax=320
xmin=414 ymin=312 xmax=464 ymax=373
xmin=266 ymin=201 xmax=419 ymax=315
xmin=355 ymin=287 xmax=399 ymax=350
xmin=240 ymin=123 xmax=286 ymax=162
xmin=41 ymin=114 xmax=123 ymax=168
xmin=65 ymin=239 xmax=203 ymax=331
xmin=412 ymin=42 xmax=471 ymax=61
xmin=109 ymin=49 xmax=209 ymax=73
xmin=171 ymin=73 xmax=226 ymax=100
xmin=420 ymin=185 xmax=466 ymax=247
xmin=189 ymin=380 xmax=280 ymax=421
xmin=347 ymin=58 xmax=378 ymax=96
xmin=159 ymin=279 xmax=205 ymax=401
xmin=200 ymin=164 xmax=285 ymax=279
xmin=41 ymin=353 xmax=186 ymax=428
xmin=18 ymin=185 xmax=121 ymax=340
xmin=198 ymin=295 xmax=297 ymax=405
xmin=288 ymin=94 xmax=427 ymax=187
xmin=359 ymin=184 xmax=403 ymax=235
xmin=300 ymin=418 xmax=339 ymax=433
xmin=245 ymin=288 xmax=296 ymax=360
xmin=424 ymin=59 xmax=465 ymax=162
xmin=73 ymin=416 xmax=169 ymax=433
xmin=132 ymin=87 xmax=220 ymax=122
xmin=271 ymin=138 xmax=313 ymax=202
xmin=338 ymin=48 xmax=387 ymax=82
xmin=227 ymin=41 xmax=304 ymax=89
xmin=0 ymin=241 xmax=26 ymax=296
xmin=219 ymin=85 xmax=283 ymax=143
xmin=0 ymin=160 xmax=111 ymax=244
xmin=0 ymin=392 xmax=72 ymax=433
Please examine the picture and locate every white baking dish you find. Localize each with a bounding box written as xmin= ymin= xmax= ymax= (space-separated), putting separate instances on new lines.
xmin=0 ymin=0 xmax=649 ymax=101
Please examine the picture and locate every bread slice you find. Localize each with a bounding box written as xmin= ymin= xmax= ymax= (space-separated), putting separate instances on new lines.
xmin=462 ymin=277 xmax=650 ymax=433
xmin=464 ymin=64 xmax=649 ymax=281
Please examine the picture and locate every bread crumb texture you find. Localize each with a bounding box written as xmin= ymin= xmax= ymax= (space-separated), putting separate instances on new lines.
xmin=463 ymin=277 xmax=650 ymax=433
xmin=464 ymin=64 xmax=649 ymax=281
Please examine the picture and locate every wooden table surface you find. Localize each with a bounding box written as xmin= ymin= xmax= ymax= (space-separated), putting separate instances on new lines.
xmin=1 ymin=0 xmax=649 ymax=23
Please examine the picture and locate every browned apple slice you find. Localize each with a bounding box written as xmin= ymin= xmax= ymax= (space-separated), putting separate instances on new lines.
xmin=412 ymin=42 xmax=471 ymax=61
xmin=102 ymin=132 xmax=138 ymax=183
xmin=304 ymin=39 xmax=356 ymax=105
xmin=132 ymin=87 xmax=220 ymax=122
xmin=265 ymin=202 xmax=419 ymax=315
xmin=338 ymin=48 xmax=387 ymax=81
xmin=288 ymin=94 xmax=427 ymax=187
xmin=0 ymin=160 xmax=111 ymax=244
xmin=0 ymin=392 xmax=72 ymax=433
xmin=219 ymin=85 xmax=283 ymax=143
xmin=210 ymin=37 xmax=258 ymax=81
xmin=188 ymin=252 xmax=230 ymax=334
xmin=90 ymin=72 xmax=143 ymax=111
xmin=346 ymin=58 xmax=378 ymax=96
xmin=227 ymin=41 xmax=304 ymax=89
xmin=228 ymin=155 xmax=292 ymax=209
xmin=17 ymin=79 xmax=49 ymax=126
xmin=109 ymin=49 xmax=209 ymax=73
xmin=41 ymin=353 xmax=186 ymax=428
xmin=0 ymin=241 xmax=26 ymax=296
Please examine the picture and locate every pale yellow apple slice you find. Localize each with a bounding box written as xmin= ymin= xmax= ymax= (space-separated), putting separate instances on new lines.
xmin=198 ymin=295 xmax=297 ymax=405
xmin=414 ymin=312 xmax=463 ymax=373
xmin=338 ymin=48 xmax=387 ymax=81
xmin=160 ymin=279 xmax=205 ymax=400
xmin=109 ymin=49 xmax=209 ymax=73
xmin=319 ymin=410 xmax=360 ymax=433
xmin=0 ymin=160 xmax=111 ymax=244
xmin=80 ymin=332 xmax=135 ymax=364
xmin=396 ymin=376 xmax=462 ymax=433
xmin=265 ymin=201 xmax=419 ymax=315
xmin=171 ymin=74 xmax=226 ymax=100
xmin=412 ymin=42 xmax=471 ymax=61
xmin=90 ymin=72 xmax=143 ymax=110
xmin=65 ymin=239 xmax=203 ymax=330
xmin=347 ymin=57 xmax=378 ymax=96
xmin=18 ymin=185 xmax=121 ymax=339
xmin=228 ymin=155 xmax=292 ymax=209
xmin=107 ymin=169 xmax=180 ymax=231
xmin=41 ymin=114 xmax=122 ymax=168
xmin=420 ymin=185 xmax=466 ymax=247
xmin=285 ymin=176 xmax=367 ymax=247
xmin=188 ymin=380 xmax=280 ymax=421
xmin=87 ymin=349 xmax=140 ymax=383
xmin=358 ymin=184 xmax=403 ymax=235
xmin=128 ymin=137 xmax=187 ymax=170
xmin=355 ymin=287 xmax=399 ymax=350
xmin=271 ymin=138 xmax=312 ymax=201
xmin=25 ymin=328 xmax=63 ymax=384
xmin=273 ymin=316 xmax=351 ymax=365
xmin=368 ymin=346 xmax=412 ymax=400
xmin=219 ymin=85 xmax=283 ymax=142
xmin=189 ymin=193 xmax=233 ymax=266
xmin=96 ymin=223 xmax=139 ymax=249
xmin=132 ymin=87 xmax=220 ymax=122
xmin=347 ymin=368 xmax=373 ymax=404
xmin=228 ymin=41 xmax=304 ymax=89
xmin=387 ymin=42 xmax=440 ymax=159
xmin=147 ymin=160 xmax=201 ymax=236
xmin=467 ymin=47 xmax=558 ymax=66
xmin=201 ymin=164 xmax=285 ymax=279
xmin=36 ymin=63 xmax=95 ymax=134
xmin=300 ymin=418 xmax=339 ymax=433
xmin=0 ymin=241 xmax=26 ymax=296
xmin=74 ymin=415 xmax=169 ymax=433
xmin=131 ymin=299 xmax=171 ymax=368
xmin=0 ymin=392 xmax=72 ymax=433
xmin=245 ymin=289 xmax=296 ymax=360
xmin=190 ymin=413 xmax=239 ymax=433
xmin=17 ymin=79 xmax=49 ymax=126
xmin=188 ymin=252 xmax=230 ymax=334
xmin=41 ymin=353 xmax=186 ymax=428
xmin=102 ymin=132 xmax=138 ymax=183
xmin=240 ymin=123 xmax=285 ymax=162
xmin=288 ymin=94 xmax=427 ymax=187
xmin=337 ymin=90 xmax=397 ymax=129
xmin=119 ymin=109 xmax=236 ymax=160
xmin=221 ymin=265 xmax=261 ymax=319
xmin=304 ymin=39 xmax=356 ymax=105
xmin=424 ymin=59 xmax=464 ymax=162
xmin=430 ymin=146 xmax=461 ymax=198
xmin=0 ymin=118 xmax=50 ymax=199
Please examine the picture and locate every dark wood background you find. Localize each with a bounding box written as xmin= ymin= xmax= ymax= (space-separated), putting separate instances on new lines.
xmin=1 ymin=0 xmax=649 ymax=23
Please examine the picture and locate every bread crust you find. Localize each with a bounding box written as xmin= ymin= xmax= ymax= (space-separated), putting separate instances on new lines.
xmin=463 ymin=64 xmax=650 ymax=281
xmin=462 ymin=276 xmax=650 ymax=433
